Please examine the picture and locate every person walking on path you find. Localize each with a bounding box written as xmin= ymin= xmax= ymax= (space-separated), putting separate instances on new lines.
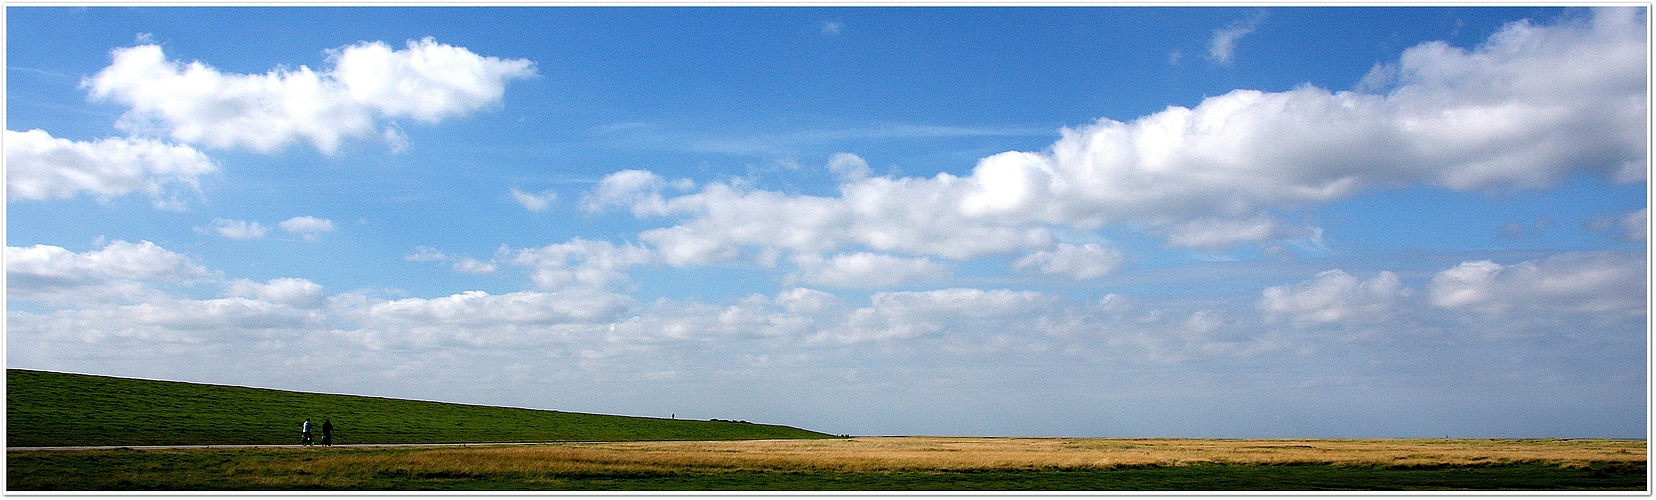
xmin=301 ymin=419 xmax=313 ymax=446
xmin=321 ymin=419 xmax=334 ymax=447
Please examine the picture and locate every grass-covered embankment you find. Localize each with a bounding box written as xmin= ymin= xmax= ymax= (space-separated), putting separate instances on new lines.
xmin=6 ymin=369 xmax=834 ymax=447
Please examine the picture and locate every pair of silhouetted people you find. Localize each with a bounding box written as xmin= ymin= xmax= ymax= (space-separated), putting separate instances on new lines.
xmin=302 ymin=418 xmax=335 ymax=446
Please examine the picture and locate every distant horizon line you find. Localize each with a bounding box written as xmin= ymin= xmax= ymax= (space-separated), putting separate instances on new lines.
xmin=9 ymin=367 xmax=1646 ymax=441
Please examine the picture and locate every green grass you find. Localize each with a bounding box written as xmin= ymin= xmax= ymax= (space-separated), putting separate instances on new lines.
xmin=6 ymin=369 xmax=834 ymax=447
xmin=7 ymin=446 xmax=1646 ymax=491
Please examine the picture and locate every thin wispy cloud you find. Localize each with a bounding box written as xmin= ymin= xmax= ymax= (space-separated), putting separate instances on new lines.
xmin=1208 ymin=12 xmax=1264 ymax=64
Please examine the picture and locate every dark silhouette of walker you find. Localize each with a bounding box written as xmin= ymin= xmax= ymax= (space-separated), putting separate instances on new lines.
xmin=321 ymin=419 xmax=334 ymax=446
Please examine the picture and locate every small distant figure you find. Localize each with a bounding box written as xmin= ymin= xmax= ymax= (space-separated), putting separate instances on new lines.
xmin=321 ymin=419 xmax=334 ymax=447
xmin=301 ymin=418 xmax=314 ymax=446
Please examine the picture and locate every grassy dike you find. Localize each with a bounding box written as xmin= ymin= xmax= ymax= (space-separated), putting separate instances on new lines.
xmin=6 ymin=369 xmax=834 ymax=446
xmin=6 ymin=370 xmax=1644 ymax=491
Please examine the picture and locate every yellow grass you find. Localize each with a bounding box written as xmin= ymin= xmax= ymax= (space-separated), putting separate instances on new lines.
xmin=274 ymin=437 xmax=1646 ymax=479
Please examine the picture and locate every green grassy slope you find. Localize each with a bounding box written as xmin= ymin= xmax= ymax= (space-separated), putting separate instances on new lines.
xmin=7 ymin=369 xmax=834 ymax=447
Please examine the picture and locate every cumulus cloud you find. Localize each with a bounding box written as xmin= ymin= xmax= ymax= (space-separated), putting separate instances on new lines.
xmin=827 ymin=152 xmax=872 ymax=182
xmin=789 ymin=252 xmax=950 ymax=289
xmin=1029 ymin=8 xmax=1643 ymax=218
xmin=226 ymin=277 xmax=326 ymax=308
xmin=362 ymin=289 xmax=631 ymax=327
xmin=1260 ymin=269 xmax=1409 ymax=325
xmin=594 ymin=172 xmax=1053 ymax=262
xmin=1013 ymin=243 xmax=1124 ymax=279
xmin=577 ymin=9 xmax=1644 ymax=263
xmin=579 ymin=169 xmax=692 ymax=217
xmin=197 ymin=218 xmax=269 ymax=239
xmin=279 ymin=216 xmax=334 ymax=240
xmin=1428 ymin=251 xmax=1645 ymax=316
xmin=502 ymin=238 xmax=655 ymax=290
xmin=510 ymin=188 xmax=558 ymax=212
xmin=334 ymin=288 xmax=633 ymax=350
xmin=820 ymin=288 xmax=1052 ymax=343
xmin=452 ymin=258 xmax=498 ymax=275
xmin=83 ymin=38 xmax=536 ymax=154
xmin=15 ymin=296 xmax=326 ymax=343
xmin=4 ymin=129 xmax=217 ymax=208
xmin=608 ymin=292 xmax=829 ymax=343
xmin=6 ymin=240 xmax=209 ymax=303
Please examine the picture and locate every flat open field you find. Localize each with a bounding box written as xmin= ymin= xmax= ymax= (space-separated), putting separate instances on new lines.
xmin=9 ymin=436 xmax=1646 ymax=490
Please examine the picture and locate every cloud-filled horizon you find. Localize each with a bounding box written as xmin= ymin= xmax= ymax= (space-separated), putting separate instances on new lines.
xmin=7 ymin=6 xmax=1647 ymax=438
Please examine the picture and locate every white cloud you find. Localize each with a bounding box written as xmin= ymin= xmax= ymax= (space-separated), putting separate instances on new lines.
xmin=83 ymin=38 xmax=535 ymax=154
xmin=279 ymin=216 xmax=334 ymax=240
xmin=226 ymin=277 xmax=326 ymax=308
xmin=826 ymin=152 xmax=871 ymax=182
xmin=1429 ymin=260 xmax=1505 ymax=310
xmin=821 ymin=288 xmax=1052 ymax=343
xmin=608 ymin=292 xmax=828 ymax=342
xmin=502 ymin=238 xmax=655 ymax=290
xmin=1429 ymin=251 xmax=1645 ymax=316
xmin=1260 ymin=269 xmax=1408 ymax=325
xmin=1165 ymin=215 xmax=1314 ymax=250
xmin=1031 ymin=9 xmax=1643 ymax=222
xmin=1013 ymin=243 xmax=1124 ymax=280
xmin=1208 ymin=13 xmax=1262 ymax=64
xmin=452 ymin=258 xmax=498 ymax=275
xmin=602 ymin=176 xmax=1053 ymax=262
xmin=197 ymin=218 xmax=269 ymax=239
xmin=789 ymin=252 xmax=950 ymax=289
xmin=510 ymin=188 xmax=558 ymax=212
xmin=6 ymin=240 xmax=209 ymax=303
xmin=405 ymin=246 xmax=501 ymax=275
xmin=774 ymin=287 xmax=844 ymax=315
xmin=580 ymin=169 xmax=682 ymax=216
xmin=7 ymin=245 xmax=1643 ymax=438
xmin=4 ymin=129 xmax=217 ymax=208
xmin=578 ymin=9 xmax=1643 ymax=261
xmin=24 ymin=296 xmax=326 ymax=341
xmin=360 ymin=289 xmax=632 ymax=329
xmin=6 ymin=240 xmax=208 ymax=284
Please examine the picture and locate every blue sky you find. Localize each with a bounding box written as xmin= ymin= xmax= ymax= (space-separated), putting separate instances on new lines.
xmin=6 ymin=6 xmax=1648 ymax=438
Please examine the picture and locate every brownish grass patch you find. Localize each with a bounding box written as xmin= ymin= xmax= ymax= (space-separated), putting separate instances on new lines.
xmin=286 ymin=437 xmax=1646 ymax=476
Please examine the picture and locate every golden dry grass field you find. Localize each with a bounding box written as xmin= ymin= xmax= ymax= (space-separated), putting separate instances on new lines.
xmin=10 ymin=437 xmax=1646 ymax=490
xmin=292 ymin=436 xmax=1644 ymax=475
